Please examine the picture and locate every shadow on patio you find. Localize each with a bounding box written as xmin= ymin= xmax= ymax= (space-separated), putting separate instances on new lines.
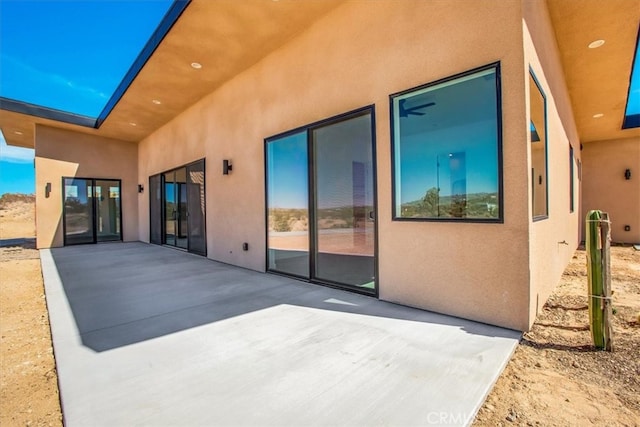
xmin=50 ymin=242 xmax=515 ymax=352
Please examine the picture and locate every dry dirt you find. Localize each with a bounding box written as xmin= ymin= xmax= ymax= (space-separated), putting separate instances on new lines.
xmin=0 ymin=195 xmax=62 ymax=426
xmin=474 ymin=246 xmax=640 ymax=426
xmin=0 ymin=195 xmax=638 ymax=426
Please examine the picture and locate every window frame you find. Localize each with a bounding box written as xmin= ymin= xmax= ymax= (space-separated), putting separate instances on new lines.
xmin=264 ymin=105 xmax=379 ymax=297
xmin=529 ymin=69 xmax=549 ymax=222
xmin=569 ymin=145 xmax=575 ymax=213
xmin=389 ymin=62 xmax=504 ymax=223
xmin=61 ymin=176 xmax=123 ymax=246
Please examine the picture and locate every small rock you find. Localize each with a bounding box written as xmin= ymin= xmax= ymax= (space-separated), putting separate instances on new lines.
xmin=535 ymin=362 xmax=541 ymax=368
xmin=506 ymin=413 xmax=516 ymax=422
xmin=485 ymin=404 xmax=495 ymax=412
xmin=572 ymin=361 xmax=580 ymax=368
xmin=565 ymin=398 xmax=570 ymax=402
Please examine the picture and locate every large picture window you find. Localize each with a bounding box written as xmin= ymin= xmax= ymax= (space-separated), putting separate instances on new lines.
xmin=391 ymin=63 xmax=502 ymax=221
xmin=529 ymin=71 xmax=548 ymax=219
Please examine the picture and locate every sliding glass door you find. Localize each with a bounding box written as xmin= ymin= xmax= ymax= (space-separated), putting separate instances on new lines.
xmin=163 ymin=168 xmax=188 ymax=249
xmin=95 ymin=180 xmax=121 ymax=242
xmin=312 ymin=113 xmax=375 ymax=289
xmin=63 ymin=178 xmax=121 ymax=245
xmin=149 ymin=159 xmax=206 ymax=255
xmin=149 ymin=174 xmax=162 ymax=245
xmin=63 ymin=178 xmax=94 ymax=245
xmin=186 ymin=160 xmax=207 ymax=255
xmin=266 ymin=107 xmax=376 ymax=293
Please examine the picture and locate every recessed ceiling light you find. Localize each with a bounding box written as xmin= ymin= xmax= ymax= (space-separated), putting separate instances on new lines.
xmin=191 ymin=62 xmax=202 ymax=69
xmin=14 ymin=131 xmax=23 ymax=135
xmin=152 ymin=99 xmax=162 ymax=105
xmin=588 ymin=39 xmax=605 ymax=49
xmin=593 ymin=113 xmax=604 ymax=118
xmin=129 ymin=122 xmax=137 ymax=126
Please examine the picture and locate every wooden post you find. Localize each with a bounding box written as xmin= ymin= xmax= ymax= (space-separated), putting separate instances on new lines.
xmin=601 ymin=212 xmax=613 ymax=351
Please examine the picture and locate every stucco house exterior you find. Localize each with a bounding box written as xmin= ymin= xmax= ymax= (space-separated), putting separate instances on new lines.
xmin=1 ymin=0 xmax=638 ymax=332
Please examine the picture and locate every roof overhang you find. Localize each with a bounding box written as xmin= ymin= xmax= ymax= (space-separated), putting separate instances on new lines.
xmin=0 ymin=0 xmax=343 ymax=148
xmin=547 ymin=0 xmax=640 ymax=143
xmin=1 ymin=0 xmax=638 ymax=149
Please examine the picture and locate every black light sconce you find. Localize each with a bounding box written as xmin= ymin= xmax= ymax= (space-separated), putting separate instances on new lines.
xmin=45 ymin=182 xmax=51 ymax=198
xmin=223 ymin=159 xmax=233 ymax=175
xmin=138 ymin=184 xmax=144 ymax=193
xmin=624 ymin=169 xmax=631 ymax=180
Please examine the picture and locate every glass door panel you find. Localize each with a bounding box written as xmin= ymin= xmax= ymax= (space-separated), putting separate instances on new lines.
xmin=312 ymin=113 xmax=375 ymax=288
xmin=187 ymin=160 xmax=206 ymax=255
xmin=175 ymin=167 xmax=188 ymax=249
xmin=163 ymin=171 xmax=177 ymax=246
xmin=95 ymin=179 xmax=121 ymax=242
xmin=64 ymin=178 xmax=94 ymax=245
xmin=149 ymin=174 xmax=162 ymax=245
xmin=266 ymin=131 xmax=310 ymax=278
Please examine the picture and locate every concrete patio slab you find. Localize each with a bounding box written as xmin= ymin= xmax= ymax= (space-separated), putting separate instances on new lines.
xmin=41 ymin=242 xmax=520 ymax=426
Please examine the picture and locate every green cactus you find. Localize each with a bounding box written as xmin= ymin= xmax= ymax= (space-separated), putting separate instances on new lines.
xmin=585 ymin=210 xmax=611 ymax=350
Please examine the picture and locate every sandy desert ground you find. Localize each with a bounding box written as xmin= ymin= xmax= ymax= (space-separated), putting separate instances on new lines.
xmin=0 ymin=194 xmax=638 ymax=426
xmin=0 ymin=195 xmax=62 ymax=427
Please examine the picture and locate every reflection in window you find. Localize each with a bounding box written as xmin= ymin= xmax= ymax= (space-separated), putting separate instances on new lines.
xmin=529 ymin=72 xmax=548 ymax=219
xmin=391 ymin=64 xmax=502 ymax=220
xmin=266 ymin=131 xmax=310 ymax=278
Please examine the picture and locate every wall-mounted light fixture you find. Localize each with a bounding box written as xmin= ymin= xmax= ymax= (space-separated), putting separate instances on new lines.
xmin=45 ymin=182 xmax=51 ymax=198
xmin=624 ymin=169 xmax=631 ymax=180
xmin=223 ymin=159 xmax=233 ymax=175
xmin=138 ymin=184 xmax=144 ymax=193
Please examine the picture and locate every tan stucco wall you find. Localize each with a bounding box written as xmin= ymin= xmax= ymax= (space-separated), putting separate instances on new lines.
xmin=582 ymin=138 xmax=640 ymax=243
xmin=35 ymin=125 xmax=138 ymax=248
xmin=138 ymin=0 xmax=534 ymax=330
xmin=523 ymin=0 xmax=582 ymax=326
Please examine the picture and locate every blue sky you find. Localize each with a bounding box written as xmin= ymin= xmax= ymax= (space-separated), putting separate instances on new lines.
xmin=267 ymin=132 xmax=308 ymax=209
xmin=627 ymin=40 xmax=640 ymax=116
xmin=0 ymin=0 xmax=173 ymax=117
xmin=0 ymin=0 xmax=174 ymax=196
xmin=0 ymin=131 xmax=35 ymax=194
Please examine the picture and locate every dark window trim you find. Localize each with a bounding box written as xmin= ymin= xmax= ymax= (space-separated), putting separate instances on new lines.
xmin=389 ymin=62 xmax=504 ymax=223
xmin=622 ymin=26 xmax=640 ymax=129
xmin=264 ymin=105 xmax=379 ymax=298
xmin=62 ymin=176 xmax=123 ymax=246
xmin=569 ymin=145 xmax=575 ymax=213
xmin=0 ymin=98 xmax=96 ymax=127
xmin=265 ymin=105 xmax=376 ymax=143
xmin=530 ymin=68 xmax=549 ymax=222
xmin=1 ymin=1 xmax=190 ymax=128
